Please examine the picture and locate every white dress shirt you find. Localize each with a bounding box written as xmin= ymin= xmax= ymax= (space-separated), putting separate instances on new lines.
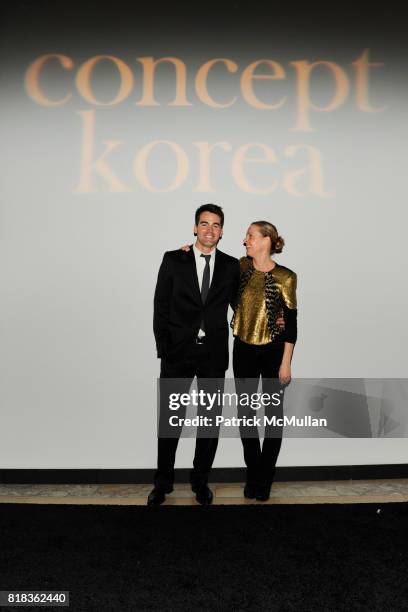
xmin=193 ymin=244 xmax=216 ymax=336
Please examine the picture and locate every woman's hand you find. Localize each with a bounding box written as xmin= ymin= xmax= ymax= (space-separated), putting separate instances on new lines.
xmin=180 ymin=245 xmax=190 ymax=252
xmin=275 ymin=315 xmax=285 ymax=329
xmin=275 ymin=308 xmax=284 ymax=330
xmin=278 ymin=362 xmax=291 ymax=385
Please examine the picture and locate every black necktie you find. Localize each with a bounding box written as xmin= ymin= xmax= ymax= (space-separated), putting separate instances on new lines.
xmin=200 ymin=254 xmax=211 ymax=332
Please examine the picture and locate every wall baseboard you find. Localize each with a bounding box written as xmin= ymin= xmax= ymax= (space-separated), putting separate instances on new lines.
xmin=0 ymin=465 xmax=407 ymax=484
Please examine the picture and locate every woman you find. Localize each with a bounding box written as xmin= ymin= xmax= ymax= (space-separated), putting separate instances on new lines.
xmin=231 ymin=221 xmax=297 ymax=502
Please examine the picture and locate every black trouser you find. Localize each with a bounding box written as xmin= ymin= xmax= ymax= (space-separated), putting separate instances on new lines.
xmin=154 ymin=341 xmax=225 ymax=492
xmin=233 ymin=337 xmax=285 ymax=488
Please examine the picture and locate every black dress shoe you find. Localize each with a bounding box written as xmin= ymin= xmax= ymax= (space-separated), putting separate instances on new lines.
xmin=194 ymin=485 xmax=213 ymax=505
xmin=243 ymin=483 xmax=257 ymax=499
xmin=255 ymin=485 xmax=271 ymax=502
xmin=147 ymin=487 xmax=166 ymax=506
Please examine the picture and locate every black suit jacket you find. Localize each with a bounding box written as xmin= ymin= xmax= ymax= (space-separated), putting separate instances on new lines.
xmin=153 ymin=247 xmax=240 ymax=371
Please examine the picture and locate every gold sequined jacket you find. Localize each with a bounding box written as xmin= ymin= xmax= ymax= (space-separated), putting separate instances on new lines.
xmin=231 ymin=256 xmax=297 ymax=345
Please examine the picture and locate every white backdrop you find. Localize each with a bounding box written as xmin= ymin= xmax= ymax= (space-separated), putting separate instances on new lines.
xmin=1 ymin=24 xmax=407 ymax=469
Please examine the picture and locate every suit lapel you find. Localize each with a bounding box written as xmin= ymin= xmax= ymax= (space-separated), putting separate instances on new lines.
xmin=186 ymin=247 xmax=202 ymax=303
xmin=206 ymin=249 xmax=223 ymax=304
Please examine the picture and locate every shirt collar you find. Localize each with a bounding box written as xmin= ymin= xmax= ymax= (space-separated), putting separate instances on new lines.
xmin=193 ymin=244 xmax=216 ymax=260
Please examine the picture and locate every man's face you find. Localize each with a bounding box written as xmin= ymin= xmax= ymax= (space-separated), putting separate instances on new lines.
xmin=194 ymin=212 xmax=223 ymax=250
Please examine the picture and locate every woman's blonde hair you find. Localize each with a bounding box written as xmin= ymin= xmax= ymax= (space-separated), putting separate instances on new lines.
xmin=251 ymin=221 xmax=284 ymax=254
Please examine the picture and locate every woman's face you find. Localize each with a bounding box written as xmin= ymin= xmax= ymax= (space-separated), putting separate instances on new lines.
xmin=244 ymin=224 xmax=270 ymax=257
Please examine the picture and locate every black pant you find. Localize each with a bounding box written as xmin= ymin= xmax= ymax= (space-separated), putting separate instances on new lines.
xmin=154 ymin=341 xmax=225 ymax=492
xmin=233 ymin=337 xmax=285 ymax=488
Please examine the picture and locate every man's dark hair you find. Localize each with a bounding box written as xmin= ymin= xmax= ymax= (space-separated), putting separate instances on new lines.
xmin=195 ymin=203 xmax=224 ymax=227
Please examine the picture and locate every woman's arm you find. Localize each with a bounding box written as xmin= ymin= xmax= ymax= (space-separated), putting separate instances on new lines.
xmin=279 ymin=272 xmax=298 ymax=384
xmin=279 ymin=342 xmax=294 ymax=385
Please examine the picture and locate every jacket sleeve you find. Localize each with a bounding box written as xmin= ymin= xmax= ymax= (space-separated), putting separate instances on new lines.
xmin=282 ymin=273 xmax=297 ymax=344
xmin=229 ymin=259 xmax=241 ymax=311
xmin=153 ymin=253 xmax=173 ymax=358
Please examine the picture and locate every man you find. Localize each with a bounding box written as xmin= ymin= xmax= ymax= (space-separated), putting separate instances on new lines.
xmin=148 ymin=204 xmax=240 ymax=505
